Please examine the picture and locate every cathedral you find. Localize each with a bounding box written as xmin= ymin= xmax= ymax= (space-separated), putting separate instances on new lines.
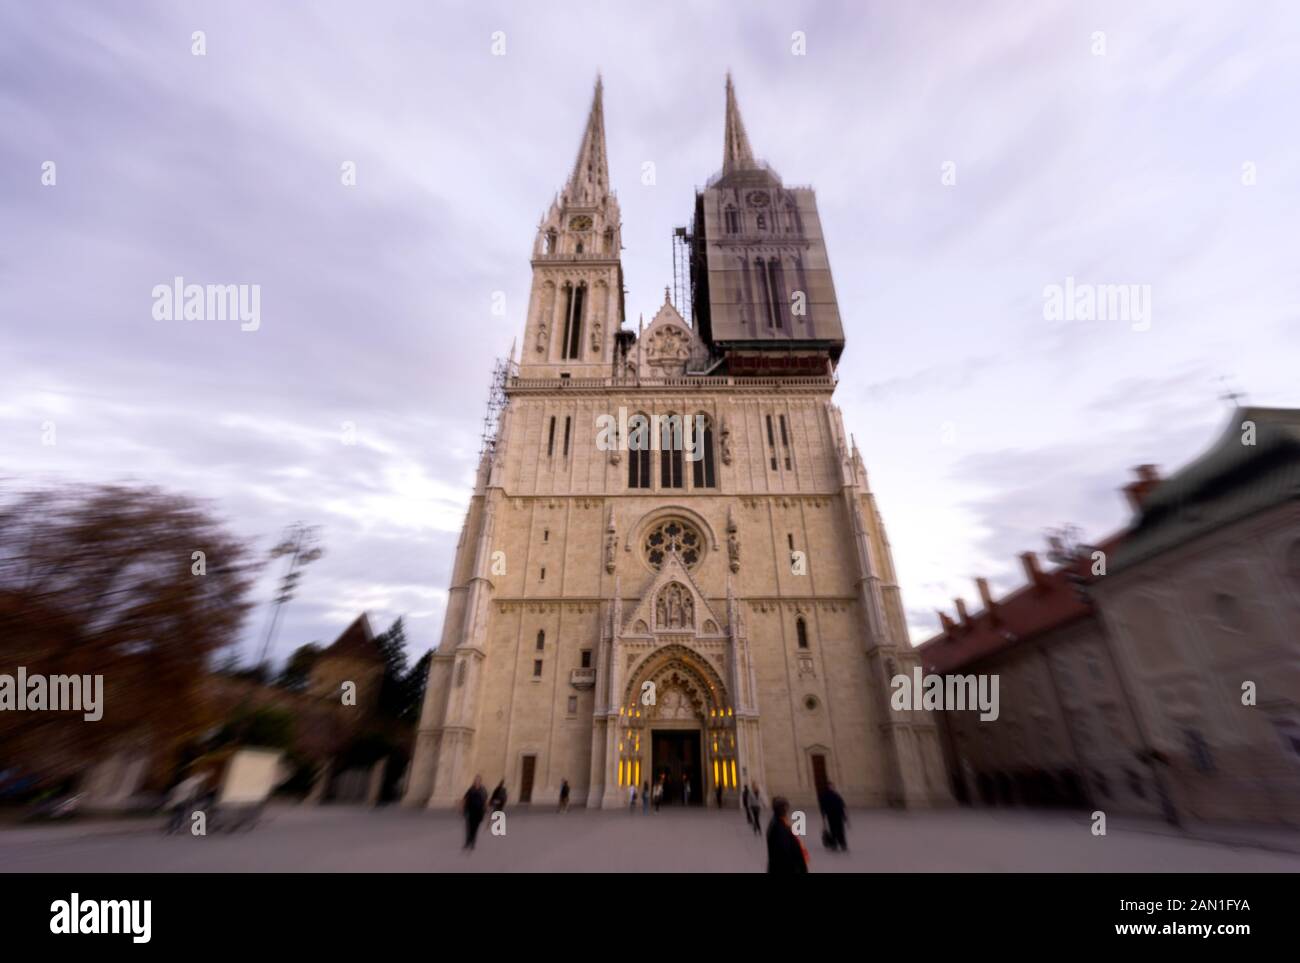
xmin=404 ymin=76 xmax=950 ymax=810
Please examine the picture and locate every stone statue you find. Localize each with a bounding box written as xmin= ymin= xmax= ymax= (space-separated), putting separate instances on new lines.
xmin=656 ymin=597 xmax=667 ymax=627
xmin=727 ymin=508 xmax=740 ymax=573
xmin=604 ymin=509 xmax=616 ymax=573
xmin=536 ymin=282 xmax=554 ymax=354
xmin=720 ymin=415 xmax=733 ymax=465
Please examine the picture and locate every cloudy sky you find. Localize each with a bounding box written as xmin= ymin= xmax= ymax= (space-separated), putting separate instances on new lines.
xmin=3 ymin=0 xmax=1298 ymax=663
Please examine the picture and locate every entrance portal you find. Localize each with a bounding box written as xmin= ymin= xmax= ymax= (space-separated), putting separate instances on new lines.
xmin=652 ymin=730 xmax=703 ymax=806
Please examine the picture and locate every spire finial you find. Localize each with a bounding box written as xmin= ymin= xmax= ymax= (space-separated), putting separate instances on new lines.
xmin=566 ymin=75 xmax=609 ymax=204
xmin=722 ymin=73 xmax=756 ymax=175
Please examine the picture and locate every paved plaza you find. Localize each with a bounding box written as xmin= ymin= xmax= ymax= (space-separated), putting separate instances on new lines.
xmin=3 ymin=804 xmax=1299 ymax=872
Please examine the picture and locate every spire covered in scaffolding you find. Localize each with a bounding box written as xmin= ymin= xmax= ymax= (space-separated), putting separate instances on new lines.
xmin=722 ymin=73 xmax=757 ymax=176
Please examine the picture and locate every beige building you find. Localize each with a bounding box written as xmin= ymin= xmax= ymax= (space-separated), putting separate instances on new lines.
xmin=921 ymin=407 xmax=1300 ymax=828
xmin=1091 ymin=409 xmax=1300 ymax=826
xmin=404 ymin=77 xmax=949 ymax=810
xmin=920 ymin=549 xmax=1164 ymax=820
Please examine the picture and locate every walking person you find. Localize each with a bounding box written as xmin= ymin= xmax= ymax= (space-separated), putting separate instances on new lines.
xmin=642 ymin=781 xmax=650 ymax=814
xmin=766 ymin=796 xmax=809 ymax=874
xmin=653 ymin=777 xmax=663 ymax=812
xmin=742 ymin=784 xmax=752 ymax=828
xmin=683 ymin=776 xmax=691 ymax=806
xmin=628 ymin=783 xmax=638 ymax=812
xmin=818 ymin=780 xmax=849 ymax=852
xmin=462 ymin=775 xmax=487 ymax=851
xmin=748 ymin=784 xmax=763 ymax=835
xmin=489 ymin=780 xmax=508 ymax=815
xmin=558 ymin=778 xmax=570 ymax=813
xmin=163 ymin=771 xmax=207 ymax=835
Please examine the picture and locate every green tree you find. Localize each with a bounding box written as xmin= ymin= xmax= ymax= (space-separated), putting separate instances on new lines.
xmin=277 ymin=642 xmax=323 ymax=692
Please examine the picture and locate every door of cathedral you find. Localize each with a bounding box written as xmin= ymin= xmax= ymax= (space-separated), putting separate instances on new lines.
xmin=652 ymin=730 xmax=703 ymax=806
xmin=520 ymin=755 xmax=536 ymax=803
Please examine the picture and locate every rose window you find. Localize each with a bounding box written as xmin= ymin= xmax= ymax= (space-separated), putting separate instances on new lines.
xmin=643 ymin=519 xmax=702 ymax=570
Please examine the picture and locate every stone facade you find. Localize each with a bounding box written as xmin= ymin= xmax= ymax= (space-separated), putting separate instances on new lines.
xmin=404 ymin=77 xmax=949 ymax=811
xmin=921 ymin=408 xmax=1300 ymax=827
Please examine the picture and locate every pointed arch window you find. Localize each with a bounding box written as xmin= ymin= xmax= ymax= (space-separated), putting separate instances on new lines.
xmin=766 ymin=258 xmax=784 ymax=330
xmin=659 ymin=413 xmax=684 ymax=489
xmin=627 ymin=412 xmax=651 ymax=489
xmin=691 ymin=414 xmax=717 ymax=489
xmin=757 ymin=257 xmax=783 ymax=330
xmin=561 ymin=282 xmax=585 ymax=360
xmin=725 ymin=207 xmax=739 ymax=234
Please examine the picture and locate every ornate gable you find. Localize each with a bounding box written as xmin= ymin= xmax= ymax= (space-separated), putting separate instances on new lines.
xmin=621 ymin=550 xmax=724 ymax=638
xmin=635 ymin=290 xmax=710 ymax=377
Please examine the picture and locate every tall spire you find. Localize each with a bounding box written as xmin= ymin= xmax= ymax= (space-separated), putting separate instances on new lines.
xmin=566 ymin=74 xmax=608 ymax=205
xmin=722 ymin=72 xmax=756 ymax=175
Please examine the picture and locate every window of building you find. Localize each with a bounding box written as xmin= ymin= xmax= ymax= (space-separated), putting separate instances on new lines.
xmin=659 ymin=413 xmax=684 ymax=489
xmin=1270 ymin=715 xmax=1300 ymax=766
xmin=563 ymin=415 xmax=572 ymax=458
xmin=788 ymin=533 xmax=795 ymax=551
xmin=643 ymin=518 xmax=703 ymax=570
xmin=533 ymin=660 xmax=543 ymax=678
xmin=561 ymin=282 xmax=585 ymax=360
xmin=1211 ymin=591 xmax=1244 ymax=633
xmin=1094 ymin=770 xmax=1111 ymax=799
xmin=547 ymin=416 xmax=556 ymax=457
xmin=581 ymin=649 xmax=592 ymax=669
xmin=540 ymin=567 xmax=546 ymax=582
xmin=725 ymin=207 xmax=739 ymax=233
xmin=543 ymin=529 xmax=549 ymax=542
xmin=536 ymin=630 xmax=545 ymax=652
xmin=766 ymin=415 xmax=777 ymax=470
xmin=691 ymin=414 xmax=716 ymax=489
xmin=766 ymin=258 xmax=783 ymax=330
xmin=627 ymin=418 xmax=651 ymax=488
xmin=567 ymin=695 xmax=578 ymax=714
xmin=1126 ymin=769 xmax=1146 ymax=798
xmin=779 ymin=414 xmax=792 ymax=470
xmin=796 ymin=617 xmax=809 ymax=649
xmin=1184 ymin=728 xmax=1215 ymax=773
xmin=1287 ymin=539 xmax=1300 ymax=593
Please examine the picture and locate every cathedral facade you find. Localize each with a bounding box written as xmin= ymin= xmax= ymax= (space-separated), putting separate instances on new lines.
xmin=404 ymin=77 xmax=949 ymax=810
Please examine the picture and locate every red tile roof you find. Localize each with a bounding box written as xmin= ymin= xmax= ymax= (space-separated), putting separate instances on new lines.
xmin=916 ymin=537 xmax=1121 ymax=674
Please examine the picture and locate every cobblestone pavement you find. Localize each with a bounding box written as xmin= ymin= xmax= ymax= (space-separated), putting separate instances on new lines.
xmin=3 ymin=804 xmax=1298 ymax=872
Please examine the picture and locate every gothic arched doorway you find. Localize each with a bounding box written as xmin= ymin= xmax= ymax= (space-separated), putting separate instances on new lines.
xmin=618 ymin=644 xmax=736 ymax=808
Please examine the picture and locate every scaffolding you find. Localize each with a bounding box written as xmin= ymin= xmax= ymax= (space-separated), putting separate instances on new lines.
xmin=672 ymin=225 xmax=693 ymax=326
xmin=478 ymin=355 xmax=512 ymax=462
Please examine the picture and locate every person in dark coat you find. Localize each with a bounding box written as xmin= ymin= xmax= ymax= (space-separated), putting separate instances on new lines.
xmin=742 ymin=785 xmax=752 ymax=827
xmin=748 ymin=784 xmax=762 ymax=836
xmin=818 ymin=780 xmax=849 ymax=852
xmin=462 ymin=775 xmax=487 ymax=850
xmin=489 ymin=780 xmax=508 ymax=814
xmin=558 ymin=778 xmax=570 ymax=813
xmin=766 ymin=797 xmax=808 ymax=874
